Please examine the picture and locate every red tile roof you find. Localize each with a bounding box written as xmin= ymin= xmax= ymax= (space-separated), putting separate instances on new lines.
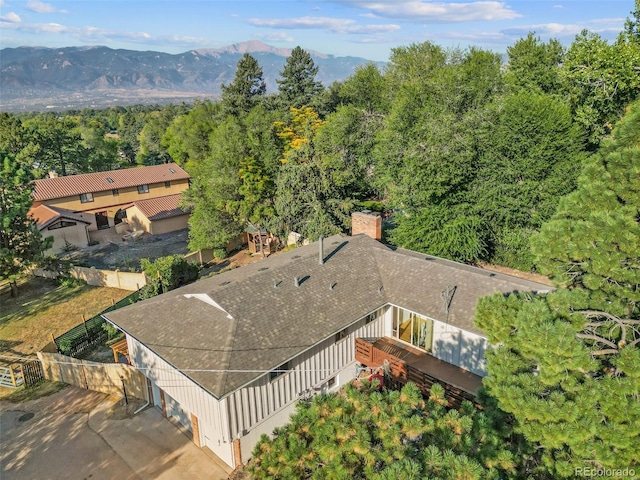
xmin=128 ymin=194 xmax=188 ymax=221
xmin=28 ymin=204 xmax=90 ymax=229
xmin=33 ymin=163 xmax=190 ymax=201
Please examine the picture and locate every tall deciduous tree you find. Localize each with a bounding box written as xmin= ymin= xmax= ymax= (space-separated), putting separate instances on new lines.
xmin=221 ymin=53 xmax=266 ymax=116
xmin=0 ymin=151 xmax=52 ymax=296
xmin=26 ymin=115 xmax=88 ymax=175
xmin=560 ymin=30 xmax=640 ymax=147
xmin=276 ymin=46 xmax=324 ymax=109
xmin=504 ymin=33 xmax=564 ymax=94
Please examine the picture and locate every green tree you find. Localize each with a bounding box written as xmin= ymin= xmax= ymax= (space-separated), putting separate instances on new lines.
xmin=26 ymin=115 xmax=88 ymax=175
xmin=251 ymin=382 xmax=519 ymax=479
xmin=139 ymin=254 xmax=199 ymax=298
xmin=0 ymin=151 xmax=52 ymax=296
xmin=473 ymin=91 xmax=587 ymax=270
xmin=338 ymin=63 xmax=390 ymax=114
xmin=560 ymin=30 xmax=640 ymax=147
xmin=221 ymin=53 xmax=266 ymax=116
xmin=476 ymin=100 xmax=640 ymax=477
xmin=504 ymin=33 xmax=564 ymax=94
xmin=271 ymin=107 xmax=359 ymax=241
xmin=276 ymin=46 xmax=324 ymax=109
xmin=531 ymin=99 xmax=640 ymax=314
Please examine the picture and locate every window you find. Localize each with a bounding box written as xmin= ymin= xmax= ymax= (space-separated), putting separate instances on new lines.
xmin=326 ymin=376 xmax=337 ymax=389
xmin=164 ymin=181 xmax=171 ymax=188
xmin=79 ymin=192 xmax=94 ymax=203
xmin=137 ymin=184 xmax=149 ymax=194
xmin=112 ymin=189 xmax=119 ymax=196
xmin=106 ymin=177 xmax=114 ymax=183
xmin=270 ymin=361 xmax=290 ymax=382
xmin=168 ymin=167 xmax=176 ymax=173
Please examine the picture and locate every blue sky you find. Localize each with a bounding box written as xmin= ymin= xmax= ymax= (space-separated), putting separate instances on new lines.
xmin=0 ymin=1 xmax=633 ymax=61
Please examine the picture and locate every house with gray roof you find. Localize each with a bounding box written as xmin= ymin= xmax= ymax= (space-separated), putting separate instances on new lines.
xmin=103 ymin=224 xmax=550 ymax=470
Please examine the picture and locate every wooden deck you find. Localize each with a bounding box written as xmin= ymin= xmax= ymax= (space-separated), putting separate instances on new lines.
xmin=355 ymin=337 xmax=483 ymax=408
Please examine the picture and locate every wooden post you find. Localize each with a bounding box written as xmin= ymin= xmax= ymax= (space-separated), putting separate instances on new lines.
xmin=82 ymin=314 xmax=89 ymax=338
xmin=9 ymin=365 xmax=17 ymax=387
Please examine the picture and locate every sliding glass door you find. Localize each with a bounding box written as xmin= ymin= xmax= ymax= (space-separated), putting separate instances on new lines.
xmin=392 ymin=307 xmax=434 ymax=352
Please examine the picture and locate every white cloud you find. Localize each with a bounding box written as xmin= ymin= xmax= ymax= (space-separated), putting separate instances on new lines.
xmin=589 ymin=17 xmax=625 ymax=25
xmin=248 ymin=16 xmax=399 ymax=34
xmin=438 ymin=30 xmax=508 ymax=42
xmin=337 ymin=1 xmax=521 ymax=22
xmin=0 ymin=12 xmax=22 ymax=23
xmin=256 ymin=31 xmax=295 ymax=42
xmin=26 ymin=0 xmax=56 ymax=13
xmin=553 ymin=4 xmax=564 ymax=9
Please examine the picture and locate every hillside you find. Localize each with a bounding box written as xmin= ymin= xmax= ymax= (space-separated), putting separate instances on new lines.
xmin=0 ymin=41 xmax=383 ymax=112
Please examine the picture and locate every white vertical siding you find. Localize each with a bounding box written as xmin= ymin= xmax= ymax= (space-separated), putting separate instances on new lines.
xmin=431 ymin=320 xmax=488 ymax=376
xmin=127 ymin=337 xmax=235 ymax=468
xmin=226 ymin=307 xmax=388 ymax=442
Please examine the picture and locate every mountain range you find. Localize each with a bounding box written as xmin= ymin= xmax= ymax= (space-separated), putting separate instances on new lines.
xmin=0 ymin=41 xmax=382 ymax=112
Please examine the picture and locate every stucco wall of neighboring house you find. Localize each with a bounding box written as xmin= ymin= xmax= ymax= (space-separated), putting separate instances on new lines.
xmin=227 ymin=306 xmax=390 ymax=462
xmin=125 ymin=205 xmax=152 ymax=233
xmin=42 ymin=221 xmax=90 ymax=254
xmin=126 ymin=336 xmax=235 ymax=468
xmin=36 ymin=180 xmax=189 ymax=230
xmin=126 ymin=206 xmax=189 ymax=235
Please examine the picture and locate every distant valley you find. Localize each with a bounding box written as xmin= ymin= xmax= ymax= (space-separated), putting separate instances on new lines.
xmin=0 ymin=41 xmax=383 ymax=112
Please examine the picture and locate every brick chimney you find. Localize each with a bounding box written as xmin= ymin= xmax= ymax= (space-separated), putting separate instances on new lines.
xmin=351 ymin=211 xmax=382 ymax=241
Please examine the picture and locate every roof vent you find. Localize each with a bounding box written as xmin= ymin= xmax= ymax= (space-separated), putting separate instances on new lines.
xmin=168 ymin=168 xmax=176 ymax=173
xmin=219 ymin=281 xmax=231 ymax=286
xmin=319 ymin=235 xmax=324 ymax=265
xmin=274 ymin=281 xmax=281 ymax=288
xmin=330 ymin=282 xmax=337 ymax=290
xmin=378 ymin=286 xmax=384 ymax=295
xmin=292 ymin=255 xmax=300 ymax=260
xmin=258 ymin=267 xmax=269 ymax=271
xmin=106 ymin=177 xmax=114 ymax=183
xmin=294 ymin=276 xmax=300 ymax=287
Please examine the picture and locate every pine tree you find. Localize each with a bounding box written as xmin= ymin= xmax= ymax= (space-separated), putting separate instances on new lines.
xmin=476 ymin=100 xmax=640 ymax=477
xmin=0 ymin=151 xmax=52 ymax=296
xmin=221 ymin=53 xmax=266 ymax=116
xmin=276 ymin=46 xmax=324 ymax=109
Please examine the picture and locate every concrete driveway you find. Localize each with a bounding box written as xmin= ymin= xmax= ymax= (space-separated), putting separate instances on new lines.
xmin=0 ymin=386 xmax=231 ymax=480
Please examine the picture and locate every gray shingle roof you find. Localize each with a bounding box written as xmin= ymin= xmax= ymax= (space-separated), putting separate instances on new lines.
xmin=104 ymin=234 xmax=550 ymax=399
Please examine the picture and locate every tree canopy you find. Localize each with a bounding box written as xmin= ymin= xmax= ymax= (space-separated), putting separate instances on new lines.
xmin=277 ymin=46 xmax=324 ymax=109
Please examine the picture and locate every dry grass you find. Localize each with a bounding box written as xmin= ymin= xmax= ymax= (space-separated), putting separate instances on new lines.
xmin=0 ymin=276 xmax=130 ymax=360
xmin=0 ymin=381 xmax=68 ymax=403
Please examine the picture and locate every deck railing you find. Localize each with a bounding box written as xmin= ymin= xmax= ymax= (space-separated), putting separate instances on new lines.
xmin=355 ymin=337 xmax=479 ymax=409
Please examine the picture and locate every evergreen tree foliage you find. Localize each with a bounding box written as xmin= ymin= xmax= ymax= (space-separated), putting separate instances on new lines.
xmin=504 ymin=33 xmax=564 ymax=94
xmin=250 ymin=382 xmax=519 ymax=479
xmin=474 ymin=91 xmax=586 ymax=270
xmin=277 ymin=46 xmax=324 ymax=109
xmin=221 ymin=53 xmax=266 ymax=116
xmin=531 ymin=100 xmax=640 ymax=315
xmin=477 ymin=100 xmax=640 ymax=477
xmin=475 ymin=290 xmax=640 ymax=476
xmin=139 ymin=254 xmax=199 ymax=298
xmin=0 ymin=151 xmax=53 ymax=296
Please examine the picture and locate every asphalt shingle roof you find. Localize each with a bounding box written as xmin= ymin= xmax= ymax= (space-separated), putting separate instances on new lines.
xmin=104 ymin=234 xmax=550 ymax=399
xmin=33 ymin=163 xmax=189 ymax=201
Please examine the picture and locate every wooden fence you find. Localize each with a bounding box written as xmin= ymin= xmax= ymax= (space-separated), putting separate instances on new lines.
xmin=38 ymin=352 xmax=148 ymax=400
xmin=0 ymin=361 xmax=44 ymax=389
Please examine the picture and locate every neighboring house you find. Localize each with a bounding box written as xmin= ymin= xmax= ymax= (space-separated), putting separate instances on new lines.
xmin=124 ymin=194 xmax=189 ymax=235
xmin=32 ymin=164 xmax=190 ymax=232
xmin=104 ymin=224 xmax=550 ymax=470
xmin=28 ymin=204 xmax=91 ymax=254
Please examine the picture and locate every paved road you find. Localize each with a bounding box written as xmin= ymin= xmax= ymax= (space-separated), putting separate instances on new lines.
xmin=0 ymin=386 xmax=230 ymax=480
